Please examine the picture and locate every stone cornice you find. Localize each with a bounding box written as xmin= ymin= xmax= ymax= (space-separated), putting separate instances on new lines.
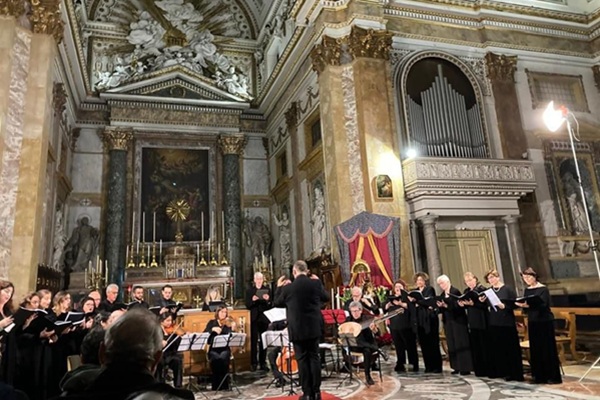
xmin=30 ymin=0 xmax=63 ymax=43
xmin=402 ymin=157 xmax=537 ymax=200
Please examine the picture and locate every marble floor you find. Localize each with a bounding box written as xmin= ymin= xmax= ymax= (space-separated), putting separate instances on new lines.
xmin=194 ymin=354 xmax=600 ymax=400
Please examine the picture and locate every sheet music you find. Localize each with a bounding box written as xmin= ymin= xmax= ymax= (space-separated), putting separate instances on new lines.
xmin=176 ymin=332 xmax=210 ymax=352
xmin=264 ymin=307 xmax=287 ymax=322
xmin=261 ymin=330 xmax=290 ymax=349
xmin=212 ymin=333 xmax=246 ymax=349
xmin=483 ymin=288 xmax=502 ymax=311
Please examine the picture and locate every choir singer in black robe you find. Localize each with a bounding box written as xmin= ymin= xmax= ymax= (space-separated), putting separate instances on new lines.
xmin=516 ymin=268 xmax=561 ymax=384
xmin=384 ymin=279 xmax=418 ymax=373
xmin=458 ymin=272 xmax=489 ymax=377
xmin=436 ymin=275 xmax=473 ymax=375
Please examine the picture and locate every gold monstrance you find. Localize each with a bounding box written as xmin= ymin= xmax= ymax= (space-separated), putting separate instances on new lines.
xmin=166 ymin=199 xmax=191 ymax=242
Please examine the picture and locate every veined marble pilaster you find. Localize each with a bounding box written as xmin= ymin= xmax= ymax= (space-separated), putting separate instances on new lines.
xmin=101 ymin=127 xmax=133 ymax=294
xmin=419 ymin=215 xmax=442 ymax=292
xmin=218 ymin=134 xmax=247 ymax=298
xmin=0 ymin=26 xmax=31 ymax=280
xmin=341 ymin=66 xmax=366 ymax=214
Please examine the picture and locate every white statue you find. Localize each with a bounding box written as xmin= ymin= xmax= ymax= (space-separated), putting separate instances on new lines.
xmin=311 ymin=185 xmax=328 ymax=253
xmin=51 ymin=210 xmax=67 ymax=271
xmin=215 ymin=66 xmax=253 ymax=100
xmin=273 ymin=210 xmax=292 ymax=269
xmin=563 ymin=172 xmax=589 ymax=234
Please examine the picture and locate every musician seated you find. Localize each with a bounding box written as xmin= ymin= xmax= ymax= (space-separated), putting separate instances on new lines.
xmin=344 ymin=287 xmax=380 ymax=315
xmin=266 ymin=320 xmax=288 ymax=387
xmin=204 ymin=306 xmax=237 ymax=391
xmin=344 ymin=301 xmax=381 ymax=386
xmin=202 ymin=286 xmax=224 ymax=312
xmin=157 ymin=313 xmax=184 ymax=388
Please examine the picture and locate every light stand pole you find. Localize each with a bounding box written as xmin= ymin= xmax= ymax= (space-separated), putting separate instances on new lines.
xmin=564 ymin=118 xmax=600 ymax=279
xmin=544 ymin=101 xmax=600 ymax=381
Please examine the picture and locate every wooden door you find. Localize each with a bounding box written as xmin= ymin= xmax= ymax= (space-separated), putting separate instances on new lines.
xmin=437 ymin=230 xmax=497 ymax=287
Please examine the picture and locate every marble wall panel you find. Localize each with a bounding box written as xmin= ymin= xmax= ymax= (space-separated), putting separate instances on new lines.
xmin=71 ymin=152 xmax=104 ymax=193
xmin=550 ymin=259 xmax=580 ymax=279
xmin=244 ymin=136 xmax=267 ymax=159
xmin=75 ymin=128 xmax=103 ymax=153
xmin=243 ymin=159 xmax=269 ymax=195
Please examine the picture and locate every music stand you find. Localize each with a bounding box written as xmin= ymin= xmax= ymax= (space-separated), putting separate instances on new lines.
xmin=321 ymin=309 xmax=346 ymax=373
xmin=262 ymin=329 xmax=298 ymax=393
xmin=178 ymin=332 xmax=210 ymax=397
xmin=212 ymin=332 xmax=246 ymax=393
xmin=337 ymin=333 xmax=361 ymax=389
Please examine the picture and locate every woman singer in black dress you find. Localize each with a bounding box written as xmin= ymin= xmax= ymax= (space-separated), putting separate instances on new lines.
xmin=481 ymin=270 xmax=523 ymax=381
xmin=409 ymin=272 xmax=442 ymax=373
xmin=384 ymin=279 xmax=418 ymax=373
xmin=515 ymin=267 xmax=562 ymax=384
xmin=458 ymin=272 xmax=490 ymax=377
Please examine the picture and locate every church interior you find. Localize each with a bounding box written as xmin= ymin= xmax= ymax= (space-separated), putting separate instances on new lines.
xmin=1 ymin=0 xmax=600 ymax=399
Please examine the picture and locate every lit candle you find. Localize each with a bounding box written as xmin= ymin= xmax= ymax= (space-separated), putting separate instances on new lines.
xmin=142 ymin=212 xmax=146 ymax=243
xmin=131 ymin=211 xmax=136 ymax=242
xmin=201 ymin=212 xmax=204 ymax=242
xmin=152 ymin=212 xmax=156 ymax=243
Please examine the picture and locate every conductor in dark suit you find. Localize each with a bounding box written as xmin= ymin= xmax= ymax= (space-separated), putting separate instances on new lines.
xmin=274 ymin=260 xmax=330 ymax=400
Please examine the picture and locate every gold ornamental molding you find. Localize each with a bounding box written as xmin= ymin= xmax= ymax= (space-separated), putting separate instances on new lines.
xmin=484 ymin=52 xmax=517 ymax=83
xmin=311 ymin=26 xmax=393 ymax=74
xmin=30 ymin=0 xmax=64 ymax=43
xmin=0 ymin=0 xmax=25 ymax=18
xmin=101 ymin=127 xmax=134 ymax=151
xmin=217 ymin=134 xmax=247 ymax=155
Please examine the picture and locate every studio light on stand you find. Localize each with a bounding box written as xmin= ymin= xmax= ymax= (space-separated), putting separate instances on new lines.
xmin=543 ymin=101 xmax=600 ymax=381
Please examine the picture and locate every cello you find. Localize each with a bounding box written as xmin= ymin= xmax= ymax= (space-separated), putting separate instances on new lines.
xmin=276 ymin=345 xmax=298 ymax=375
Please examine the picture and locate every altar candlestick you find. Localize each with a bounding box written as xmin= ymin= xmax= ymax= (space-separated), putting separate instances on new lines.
xmin=208 ymin=238 xmax=211 ymax=259
xmin=105 ymin=260 xmax=108 ymax=280
xmin=131 ymin=211 xmax=136 ymax=242
xmin=85 ymin=268 xmax=88 ymax=287
xmin=211 ymin=211 xmax=215 ymax=239
xmin=136 ymin=240 xmax=140 ymax=255
xmin=147 ymin=244 xmax=150 ymax=260
xmin=222 ymin=210 xmax=225 ymax=242
xmin=201 ymin=212 xmax=204 ymax=242
xmin=331 ymin=288 xmax=334 ymax=306
xmin=196 ymin=244 xmax=200 ymax=263
xmin=159 ymin=240 xmax=162 ymax=258
xmin=96 ymin=255 xmax=100 ymax=273
xmin=126 ymin=246 xmax=129 ymax=264
xmin=152 ymin=212 xmax=156 ymax=242
xmin=142 ymin=212 xmax=146 ymax=243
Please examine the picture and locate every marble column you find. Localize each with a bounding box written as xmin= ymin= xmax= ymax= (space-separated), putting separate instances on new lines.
xmin=503 ymin=215 xmax=527 ymax=292
xmin=312 ymin=26 xmax=415 ymax=283
xmin=218 ymin=134 xmax=247 ymax=298
xmin=101 ymin=127 xmax=133 ymax=293
xmin=419 ymin=215 xmax=442 ymax=292
xmin=0 ymin=1 xmax=63 ymax=296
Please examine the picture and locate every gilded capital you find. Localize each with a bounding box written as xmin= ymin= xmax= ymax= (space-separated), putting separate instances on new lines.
xmin=311 ymin=35 xmax=343 ymax=74
xmin=485 ymin=52 xmax=517 ymax=82
xmin=592 ymin=65 xmax=600 ymax=91
xmin=218 ymin=134 xmax=247 ymax=155
xmin=347 ymin=26 xmax=393 ymax=60
xmin=311 ymin=26 xmax=392 ymax=74
xmin=0 ymin=0 xmax=25 ymax=18
xmin=101 ymin=127 xmax=134 ymax=151
xmin=29 ymin=0 xmax=64 ymax=44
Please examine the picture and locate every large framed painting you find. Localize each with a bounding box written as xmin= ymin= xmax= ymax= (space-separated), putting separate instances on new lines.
xmin=140 ymin=147 xmax=210 ymax=242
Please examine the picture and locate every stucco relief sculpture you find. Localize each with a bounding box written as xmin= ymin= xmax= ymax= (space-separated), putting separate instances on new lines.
xmin=51 ymin=209 xmax=67 ymax=271
xmin=311 ymin=185 xmax=329 ymax=254
xmin=93 ymin=0 xmax=253 ymax=100
xmin=243 ymin=212 xmax=272 ymax=260
xmin=273 ymin=209 xmax=292 ymax=269
xmin=64 ymin=216 xmax=99 ymax=272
